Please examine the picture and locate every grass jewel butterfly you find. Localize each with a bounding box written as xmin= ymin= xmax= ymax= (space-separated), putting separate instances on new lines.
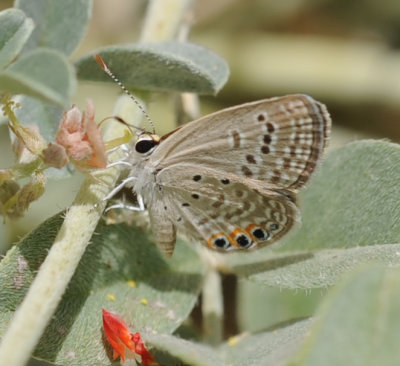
xmin=96 ymin=55 xmax=331 ymax=257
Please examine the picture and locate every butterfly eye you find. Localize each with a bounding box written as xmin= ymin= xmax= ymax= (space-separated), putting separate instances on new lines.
xmin=135 ymin=134 xmax=160 ymax=155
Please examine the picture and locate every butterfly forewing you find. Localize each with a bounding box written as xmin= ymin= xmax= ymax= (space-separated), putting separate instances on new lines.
xmin=151 ymin=94 xmax=330 ymax=191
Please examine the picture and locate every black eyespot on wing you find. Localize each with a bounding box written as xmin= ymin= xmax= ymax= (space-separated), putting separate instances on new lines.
xmin=251 ymin=227 xmax=270 ymax=241
xmin=135 ymin=139 xmax=158 ymax=154
xmin=213 ymin=237 xmax=231 ymax=249
xmin=235 ymin=234 xmax=253 ymax=248
xmin=252 ymin=228 xmax=264 ymax=239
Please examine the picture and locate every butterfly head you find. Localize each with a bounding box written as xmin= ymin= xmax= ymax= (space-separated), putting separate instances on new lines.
xmin=134 ymin=132 xmax=160 ymax=156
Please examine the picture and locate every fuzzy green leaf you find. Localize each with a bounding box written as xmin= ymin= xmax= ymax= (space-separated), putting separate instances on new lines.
xmin=146 ymin=333 xmax=224 ymax=366
xmin=146 ymin=319 xmax=312 ymax=366
xmin=282 ymin=140 xmax=400 ymax=251
xmin=0 ymin=213 xmax=204 ymax=365
xmin=27 ymin=358 xmax=57 ymax=366
xmin=219 ymin=318 xmax=312 ymax=366
xmin=237 ymin=280 xmax=322 ymax=332
xmin=0 ymin=48 xmax=75 ymax=106
xmin=12 ymin=95 xmax=63 ymax=141
xmin=0 ymin=8 xmax=34 ymax=69
xmin=224 ymin=140 xmax=400 ymax=288
xmin=76 ymin=42 xmax=230 ymax=94
xmin=289 ymin=265 xmax=400 ymax=366
xmin=228 ymin=244 xmax=400 ymax=289
xmin=15 ymin=0 xmax=92 ymax=55
xmin=11 ymin=95 xmax=70 ymax=179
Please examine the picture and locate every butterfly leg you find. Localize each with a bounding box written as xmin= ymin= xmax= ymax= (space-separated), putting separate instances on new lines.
xmin=102 ymin=176 xmax=137 ymax=202
xmin=89 ymin=155 xmax=132 ymax=172
xmin=105 ymin=194 xmax=145 ymax=212
xmin=106 ymin=143 xmax=130 ymax=155
xmin=107 ymin=161 xmax=133 ymax=168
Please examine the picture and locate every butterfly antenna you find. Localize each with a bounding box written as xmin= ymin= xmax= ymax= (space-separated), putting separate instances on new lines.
xmin=95 ymin=54 xmax=156 ymax=134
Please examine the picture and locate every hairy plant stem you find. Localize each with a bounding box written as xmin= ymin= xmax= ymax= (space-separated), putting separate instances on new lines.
xmin=0 ymin=96 xmax=139 ymax=366
xmin=140 ymin=0 xmax=193 ymax=42
xmin=202 ymin=267 xmax=224 ymax=345
xmin=143 ymin=0 xmax=225 ymax=346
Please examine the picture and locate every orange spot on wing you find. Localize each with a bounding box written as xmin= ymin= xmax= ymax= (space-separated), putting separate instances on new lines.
xmin=207 ymin=232 xmax=233 ymax=248
xmin=228 ymin=228 xmax=247 ymax=247
xmin=207 ymin=232 xmax=223 ymax=248
xmin=245 ymin=224 xmax=259 ymax=241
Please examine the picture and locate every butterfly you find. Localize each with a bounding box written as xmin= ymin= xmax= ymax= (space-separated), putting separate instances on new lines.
xmin=105 ymin=94 xmax=331 ymax=257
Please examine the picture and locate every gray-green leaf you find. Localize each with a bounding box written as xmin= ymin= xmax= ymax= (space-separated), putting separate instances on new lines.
xmin=15 ymin=0 xmax=92 ymax=55
xmin=12 ymin=95 xmax=63 ymax=141
xmin=146 ymin=319 xmax=312 ymax=366
xmin=228 ymin=244 xmax=400 ymax=289
xmin=0 ymin=8 xmax=34 ymax=69
xmin=289 ymin=265 xmax=400 ymax=366
xmin=282 ymin=140 xmax=400 ymax=251
xmin=0 ymin=48 xmax=75 ymax=106
xmin=76 ymin=42 xmax=230 ymax=95
xmin=146 ymin=333 xmax=224 ymax=366
xmin=219 ymin=318 xmax=313 ymax=366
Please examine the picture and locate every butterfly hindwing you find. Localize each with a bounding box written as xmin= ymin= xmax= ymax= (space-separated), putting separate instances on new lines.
xmin=154 ymin=166 xmax=299 ymax=251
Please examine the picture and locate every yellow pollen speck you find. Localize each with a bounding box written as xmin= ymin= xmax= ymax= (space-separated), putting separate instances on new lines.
xmin=107 ymin=294 xmax=115 ymax=301
xmin=228 ymin=336 xmax=238 ymax=346
xmin=127 ymin=280 xmax=136 ymax=288
xmin=140 ymin=298 xmax=148 ymax=305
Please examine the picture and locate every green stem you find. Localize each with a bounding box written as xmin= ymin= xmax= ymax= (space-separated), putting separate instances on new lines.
xmin=142 ymin=0 xmax=226 ymax=346
xmin=202 ymin=267 xmax=224 ymax=345
xmin=140 ymin=0 xmax=193 ymax=42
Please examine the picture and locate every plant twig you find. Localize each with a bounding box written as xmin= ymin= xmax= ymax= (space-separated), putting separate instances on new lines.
xmin=140 ymin=0 xmax=193 ymax=42
xmin=0 ymin=95 xmax=139 ymax=366
xmin=202 ymin=267 xmax=224 ymax=345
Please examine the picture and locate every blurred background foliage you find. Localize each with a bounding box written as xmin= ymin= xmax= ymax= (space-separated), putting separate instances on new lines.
xmin=1 ymin=0 xmax=400 ymax=338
